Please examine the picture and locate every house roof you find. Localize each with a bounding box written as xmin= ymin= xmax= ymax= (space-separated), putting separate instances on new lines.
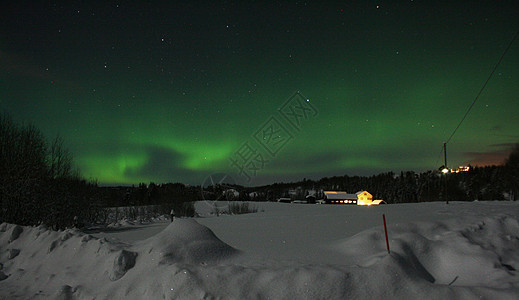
xmin=323 ymin=191 xmax=358 ymax=200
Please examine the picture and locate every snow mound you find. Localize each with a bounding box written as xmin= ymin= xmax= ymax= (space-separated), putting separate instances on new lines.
xmin=140 ymin=218 xmax=239 ymax=265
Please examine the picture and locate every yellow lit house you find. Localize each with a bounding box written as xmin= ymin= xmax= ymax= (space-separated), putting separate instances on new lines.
xmin=323 ymin=191 xmax=385 ymax=205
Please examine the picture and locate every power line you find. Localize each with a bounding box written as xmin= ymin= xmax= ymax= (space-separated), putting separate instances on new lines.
xmin=445 ymin=29 xmax=519 ymax=145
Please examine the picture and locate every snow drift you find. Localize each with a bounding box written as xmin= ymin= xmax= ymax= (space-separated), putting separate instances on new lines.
xmin=334 ymin=216 xmax=519 ymax=289
xmin=0 ymin=219 xmax=239 ymax=298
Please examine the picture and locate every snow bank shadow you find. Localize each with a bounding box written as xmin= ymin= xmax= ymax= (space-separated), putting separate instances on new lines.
xmin=83 ymin=226 xmax=147 ymax=234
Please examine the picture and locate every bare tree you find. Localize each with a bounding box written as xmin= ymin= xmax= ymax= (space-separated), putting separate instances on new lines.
xmin=0 ymin=114 xmax=47 ymax=224
xmin=48 ymin=134 xmax=73 ymax=179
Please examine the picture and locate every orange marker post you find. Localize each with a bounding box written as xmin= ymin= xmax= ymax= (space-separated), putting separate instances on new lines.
xmin=383 ymin=214 xmax=390 ymax=254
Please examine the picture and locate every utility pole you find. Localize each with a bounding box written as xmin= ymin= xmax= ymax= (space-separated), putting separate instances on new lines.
xmin=444 ymin=142 xmax=448 ymax=204
xmin=444 ymin=143 xmax=447 ymax=171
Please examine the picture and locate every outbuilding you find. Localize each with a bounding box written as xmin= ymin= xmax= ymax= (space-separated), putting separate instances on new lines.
xmin=323 ymin=191 xmax=384 ymax=205
xmin=323 ymin=191 xmax=359 ymax=204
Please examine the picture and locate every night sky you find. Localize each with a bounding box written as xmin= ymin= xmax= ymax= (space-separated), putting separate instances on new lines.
xmin=1 ymin=1 xmax=518 ymax=186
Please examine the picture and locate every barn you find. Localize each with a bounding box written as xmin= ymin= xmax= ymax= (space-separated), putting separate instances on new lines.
xmin=323 ymin=191 xmax=359 ymax=204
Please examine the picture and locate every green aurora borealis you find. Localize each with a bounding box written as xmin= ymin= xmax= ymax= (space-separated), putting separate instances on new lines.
xmin=1 ymin=2 xmax=518 ymax=185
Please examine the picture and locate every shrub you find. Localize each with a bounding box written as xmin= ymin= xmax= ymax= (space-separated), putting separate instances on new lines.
xmin=227 ymin=202 xmax=258 ymax=215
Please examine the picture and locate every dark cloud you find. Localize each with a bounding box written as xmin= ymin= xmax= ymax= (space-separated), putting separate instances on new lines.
xmin=124 ymin=146 xmax=199 ymax=184
xmin=0 ymin=50 xmax=49 ymax=80
xmin=489 ymin=143 xmax=518 ymax=149
xmin=279 ymin=141 xmax=434 ymax=170
xmin=0 ymin=50 xmax=80 ymax=91
xmin=267 ymin=151 xmax=345 ymax=171
xmin=464 ymin=144 xmax=516 ymax=166
xmin=236 ymin=143 xmax=435 ymax=186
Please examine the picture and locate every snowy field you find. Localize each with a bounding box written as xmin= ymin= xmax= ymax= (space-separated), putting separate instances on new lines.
xmin=2 ymin=201 xmax=519 ymax=299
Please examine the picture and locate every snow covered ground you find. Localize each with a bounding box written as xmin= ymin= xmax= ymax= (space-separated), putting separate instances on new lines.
xmin=2 ymin=201 xmax=519 ymax=299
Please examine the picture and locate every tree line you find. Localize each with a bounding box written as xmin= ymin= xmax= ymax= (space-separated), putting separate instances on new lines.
xmin=98 ymin=182 xmax=199 ymax=217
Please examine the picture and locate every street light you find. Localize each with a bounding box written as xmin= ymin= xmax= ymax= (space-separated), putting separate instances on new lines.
xmin=439 ymin=165 xmax=450 ymax=174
